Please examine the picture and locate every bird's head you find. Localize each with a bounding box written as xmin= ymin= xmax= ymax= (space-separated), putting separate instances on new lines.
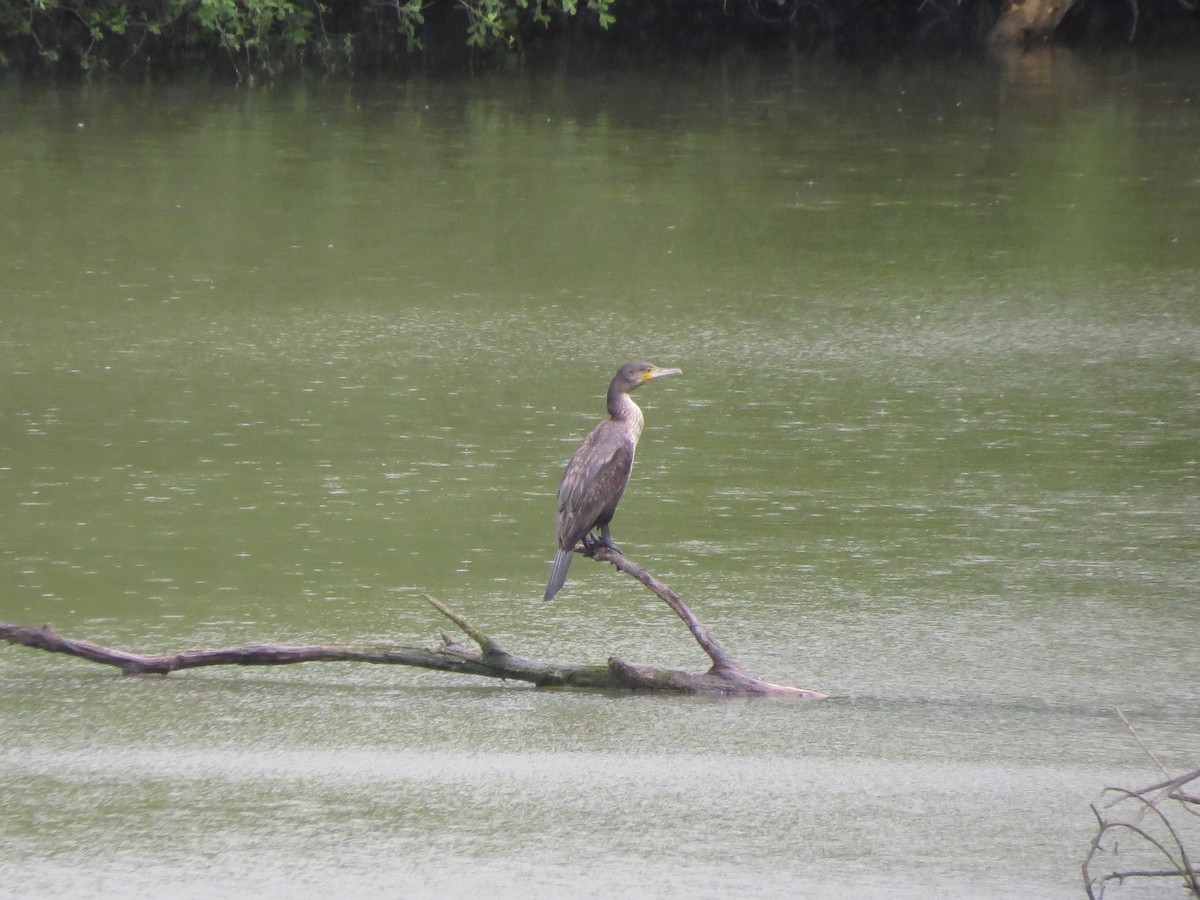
xmin=615 ymin=361 xmax=682 ymax=392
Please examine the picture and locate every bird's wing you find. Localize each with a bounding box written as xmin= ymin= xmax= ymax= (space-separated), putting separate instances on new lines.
xmin=556 ymin=426 xmax=634 ymax=547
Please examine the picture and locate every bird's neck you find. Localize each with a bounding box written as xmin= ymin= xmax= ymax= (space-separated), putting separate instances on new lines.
xmin=607 ymin=389 xmax=645 ymax=432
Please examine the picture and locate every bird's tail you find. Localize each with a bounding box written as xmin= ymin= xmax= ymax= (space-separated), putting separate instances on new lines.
xmin=544 ymin=549 xmax=574 ymax=601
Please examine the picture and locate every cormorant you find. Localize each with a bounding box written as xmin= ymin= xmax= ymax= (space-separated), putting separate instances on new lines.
xmin=544 ymin=361 xmax=682 ymax=601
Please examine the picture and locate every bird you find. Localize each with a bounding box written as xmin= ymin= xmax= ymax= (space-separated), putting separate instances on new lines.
xmin=543 ymin=361 xmax=682 ymax=601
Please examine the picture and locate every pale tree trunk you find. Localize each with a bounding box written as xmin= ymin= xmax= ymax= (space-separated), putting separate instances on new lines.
xmin=988 ymin=0 xmax=1079 ymax=44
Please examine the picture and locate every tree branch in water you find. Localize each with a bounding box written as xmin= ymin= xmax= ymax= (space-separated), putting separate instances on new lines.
xmin=1082 ymin=710 xmax=1200 ymax=898
xmin=1 ymin=552 xmax=824 ymax=698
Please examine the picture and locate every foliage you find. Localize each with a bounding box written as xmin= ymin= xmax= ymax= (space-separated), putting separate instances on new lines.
xmin=0 ymin=0 xmax=1197 ymax=76
xmin=0 ymin=0 xmax=616 ymax=76
xmin=0 ymin=0 xmax=326 ymax=74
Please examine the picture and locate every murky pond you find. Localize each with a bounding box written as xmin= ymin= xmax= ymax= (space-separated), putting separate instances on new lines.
xmin=2 ymin=50 xmax=1198 ymax=898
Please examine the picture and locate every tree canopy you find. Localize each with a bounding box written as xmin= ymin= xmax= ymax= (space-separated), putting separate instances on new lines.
xmin=0 ymin=0 xmax=1197 ymax=79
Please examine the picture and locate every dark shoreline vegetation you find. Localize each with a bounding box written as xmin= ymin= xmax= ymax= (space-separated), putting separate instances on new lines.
xmin=0 ymin=0 xmax=1198 ymax=79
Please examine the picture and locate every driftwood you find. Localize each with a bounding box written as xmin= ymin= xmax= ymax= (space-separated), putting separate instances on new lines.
xmin=0 ymin=547 xmax=825 ymax=699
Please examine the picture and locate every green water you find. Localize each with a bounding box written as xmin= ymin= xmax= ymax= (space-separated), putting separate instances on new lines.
xmin=2 ymin=51 xmax=1198 ymax=898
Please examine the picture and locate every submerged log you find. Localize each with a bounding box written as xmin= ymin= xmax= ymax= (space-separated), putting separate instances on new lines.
xmin=0 ymin=549 xmax=825 ymax=699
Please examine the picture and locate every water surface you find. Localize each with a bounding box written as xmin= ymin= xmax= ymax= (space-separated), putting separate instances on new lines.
xmin=2 ymin=51 xmax=1198 ymax=898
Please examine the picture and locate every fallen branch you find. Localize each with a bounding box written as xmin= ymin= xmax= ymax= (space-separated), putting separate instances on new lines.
xmin=1 ymin=550 xmax=825 ymax=698
xmin=1084 ymin=790 xmax=1200 ymax=898
xmin=1082 ymin=710 xmax=1200 ymax=898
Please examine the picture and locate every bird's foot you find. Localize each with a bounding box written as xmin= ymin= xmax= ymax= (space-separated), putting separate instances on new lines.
xmin=580 ymin=532 xmax=621 ymax=558
xmin=586 ymin=533 xmax=620 ymax=555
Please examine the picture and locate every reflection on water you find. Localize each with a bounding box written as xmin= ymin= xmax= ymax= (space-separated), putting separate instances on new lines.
xmin=1 ymin=54 xmax=1198 ymax=898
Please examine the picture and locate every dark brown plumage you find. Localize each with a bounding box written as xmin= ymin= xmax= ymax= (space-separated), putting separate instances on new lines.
xmin=544 ymin=361 xmax=681 ymax=601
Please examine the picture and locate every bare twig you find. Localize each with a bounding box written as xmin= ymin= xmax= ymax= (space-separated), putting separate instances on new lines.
xmin=1083 ymin=712 xmax=1200 ymax=898
xmin=1107 ymin=710 xmax=1200 ymax=814
xmin=589 ymin=545 xmax=743 ymax=675
xmin=1116 ymin=707 xmax=1170 ymax=781
xmin=1085 ymin=790 xmax=1200 ymax=898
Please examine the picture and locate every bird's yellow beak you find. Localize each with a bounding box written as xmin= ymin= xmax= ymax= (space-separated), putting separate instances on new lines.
xmin=644 ymin=366 xmax=682 ymax=381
